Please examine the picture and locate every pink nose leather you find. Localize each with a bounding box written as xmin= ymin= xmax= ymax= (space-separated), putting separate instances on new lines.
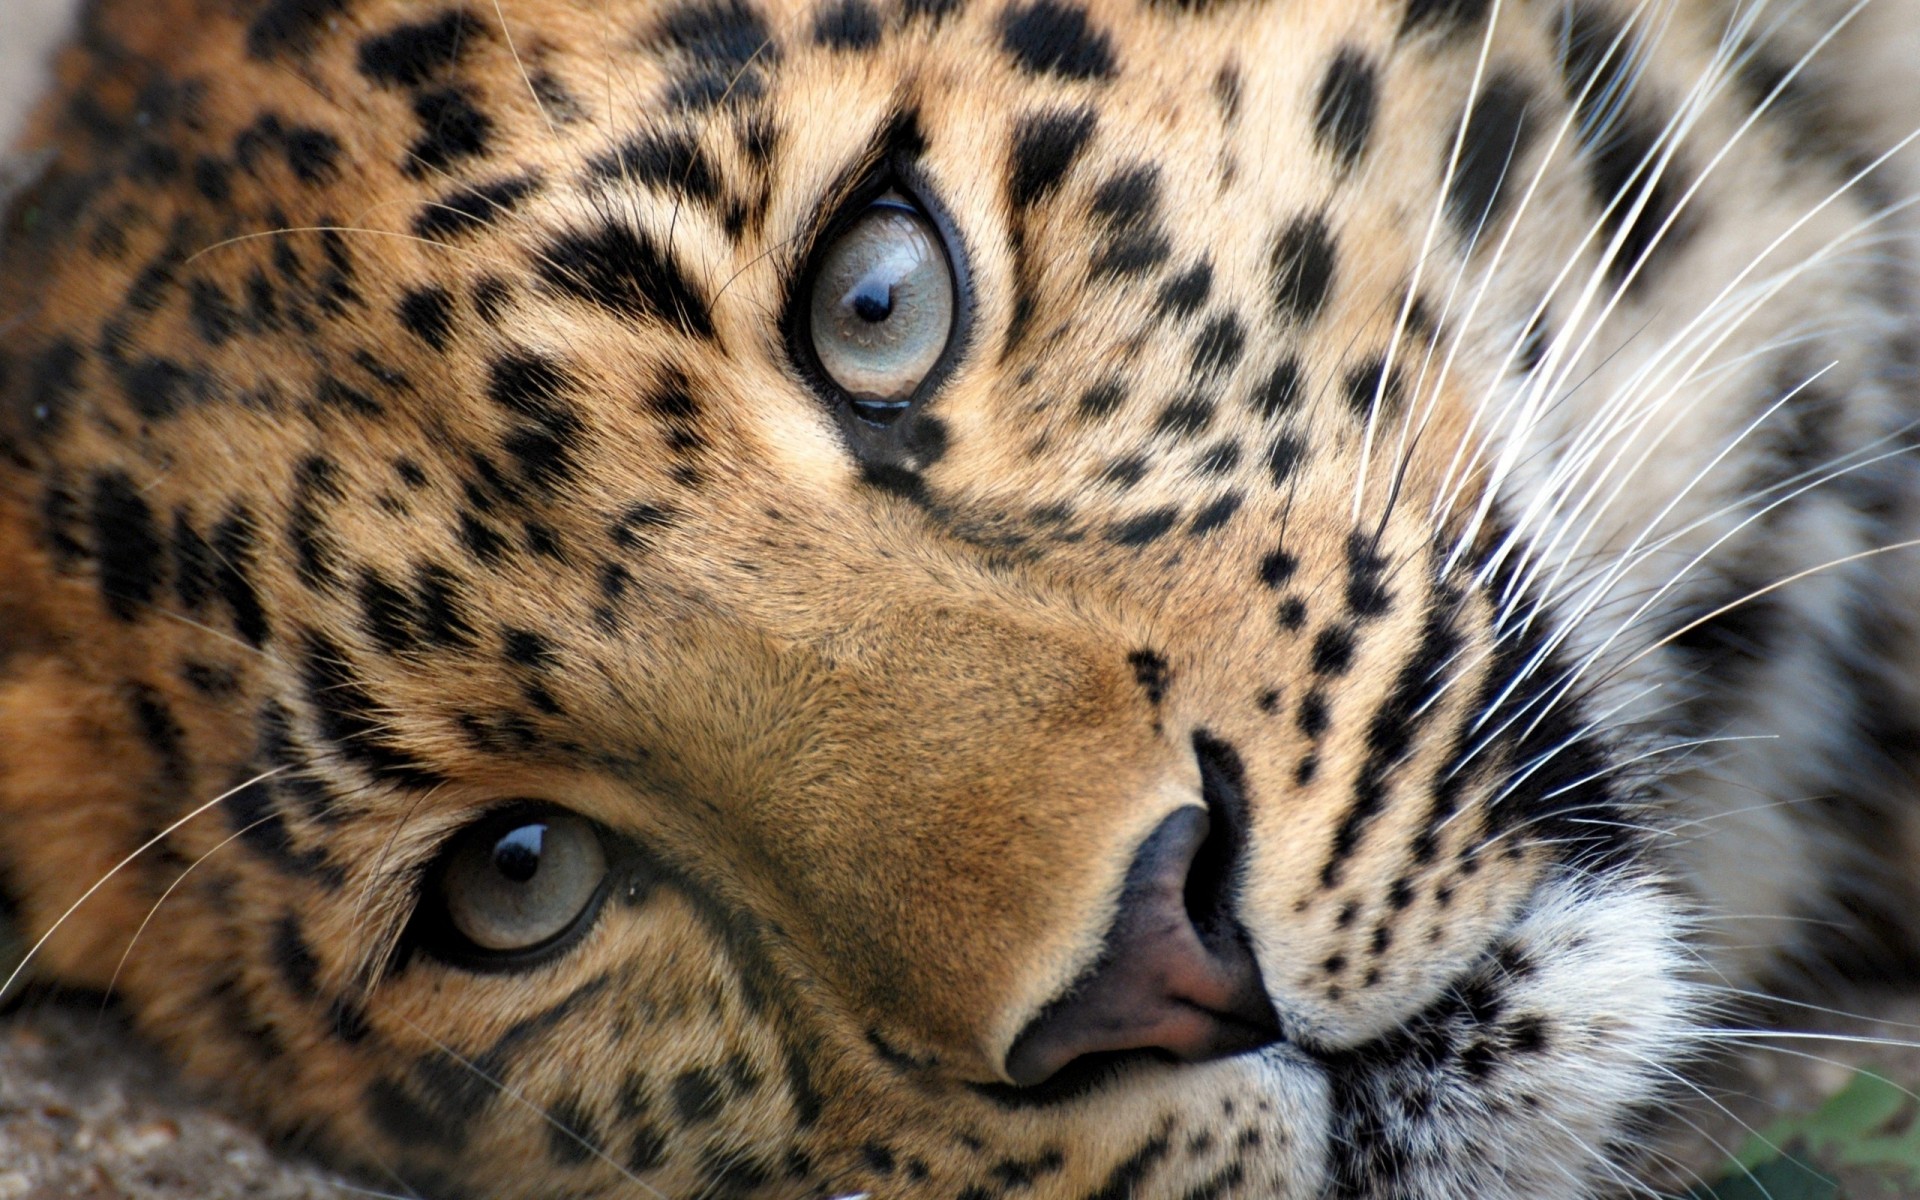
xmin=1004 ymin=806 xmax=1281 ymax=1087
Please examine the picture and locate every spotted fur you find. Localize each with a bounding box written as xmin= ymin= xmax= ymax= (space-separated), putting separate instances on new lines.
xmin=3 ymin=1 xmax=1920 ymax=1197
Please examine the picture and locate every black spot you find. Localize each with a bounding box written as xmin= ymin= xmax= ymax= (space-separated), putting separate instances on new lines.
xmin=172 ymin=512 xmax=213 ymax=610
xmin=539 ymin=222 xmax=714 ymax=337
xmin=472 ymin=275 xmax=512 ymax=323
xmin=1156 ymin=260 xmax=1212 ymax=318
xmin=904 ymin=0 xmax=964 ymax=19
xmin=1089 ymin=165 xmax=1171 ymax=279
xmin=248 ymin=0 xmax=350 ymax=59
xmin=90 ymin=471 xmax=163 ymax=621
xmin=1101 ymin=455 xmax=1149 ymax=487
xmin=1271 ymin=213 xmax=1338 ymax=322
xmin=1009 ymin=107 xmax=1097 ymax=209
xmin=671 ymin=1067 xmax=726 ymax=1125
xmin=358 ymin=569 xmax=417 ymax=653
xmin=187 ymin=280 xmax=240 ymax=348
xmin=121 ymin=356 xmax=213 ymax=420
xmin=503 ymin=627 xmax=553 ymax=670
xmin=1077 ymin=378 xmax=1127 ymax=420
xmin=1128 ymin=649 xmax=1170 ymax=705
xmin=654 ymin=0 xmax=778 ymax=70
xmin=413 ymin=173 xmax=542 ymax=239
xmin=1190 ymin=313 xmax=1245 ymax=376
xmin=271 ymin=914 xmax=321 ymax=999
xmin=1278 ymin=595 xmax=1308 ymax=631
xmin=397 ymin=286 xmax=455 ymax=351
xmin=592 ymin=132 xmax=722 ymax=208
xmin=288 ymin=456 xmax=344 ymax=590
xmin=212 ymin=507 xmax=273 ymax=647
xmin=301 ymin=631 xmax=445 ymax=788
xmin=23 ymin=340 xmax=84 ymax=437
xmin=1296 ymin=690 xmax=1329 ymax=737
xmin=1189 ymin=493 xmax=1242 ymax=536
xmin=998 ymin=0 xmax=1117 ymax=80
xmin=1312 ymin=626 xmax=1356 ymax=676
xmin=316 ymin=374 xmax=380 ymax=417
xmin=1250 ymin=357 xmax=1304 ymax=419
xmin=546 ymin=1094 xmax=601 ymax=1165
xmin=1109 ymin=506 xmax=1180 ymax=546
xmin=1447 ymin=74 xmax=1536 ymax=241
xmin=814 ymin=0 xmax=883 ymax=48
xmin=127 ymin=683 xmax=188 ymax=785
xmin=406 ymin=88 xmax=494 ymax=177
xmin=282 ymin=126 xmax=342 ymax=186
xmin=414 ymin=564 xmax=477 ymax=647
xmin=487 ymin=351 xmax=571 ymax=416
xmin=610 ymin=502 xmax=678 ymax=550
xmin=192 ymin=155 xmax=232 ymax=203
xmin=1402 ymin=0 xmax=1492 ymax=37
xmin=1258 ymin=545 xmax=1298 ymax=588
xmin=1155 ymin=394 xmax=1215 ymax=438
xmin=1196 ymin=439 xmax=1241 ymax=474
xmin=357 ymin=10 xmax=487 ymax=88
xmin=1313 ymin=49 xmax=1378 ymax=169
xmin=1343 ymin=355 xmax=1405 ymax=419
xmin=1266 ymin=434 xmax=1306 ymax=486
xmin=1555 ymin=3 xmax=1692 ymax=286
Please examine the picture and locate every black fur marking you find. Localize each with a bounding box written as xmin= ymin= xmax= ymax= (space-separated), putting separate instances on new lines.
xmin=998 ymin=0 xmax=1117 ymax=81
xmin=1128 ymin=649 xmax=1171 ymax=705
xmin=591 ymin=131 xmax=721 ymax=203
xmin=1157 ymin=260 xmax=1213 ymax=318
xmin=359 ymin=569 xmax=417 ymax=653
xmin=1155 ymin=394 xmax=1215 ymax=438
xmin=212 ymin=507 xmax=273 ymax=647
xmin=1555 ymin=4 xmax=1693 ymax=287
xmin=1266 ymin=434 xmax=1306 ymax=486
xmin=397 ymin=286 xmax=455 ymax=351
xmin=1189 ymin=493 xmax=1243 ymax=536
xmin=1009 ymin=107 xmax=1097 ymax=208
xmin=1109 ymin=506 xmax=1180 ymax=546
xmin=1089 ymin=165 xmax=1172 ymax=279
xmin=171 ymin=512 xmax=213 ymax=611
xmin=1448 ymin=74 xmax=1536 ymax=241
xmin=1313 ymin=49 xmax=1379 ymax=169
xmin=1083 ymin=1133 xmax=1171 ymax=1200
xmin=1259 ymin=545 xmax=1298 ymax=588
xmin=1251 ymin=357 xmax=1304 ymax=419
xmin=539 ymin=222 xmax=715 ymax=338
xmin=1078 ymin=378 xmax=1127 ymax=420
xmin=413 ymin=173 xmax=542 ymax=239
xmin=300 ymin=630 xmax=445 ymax=788
xmin=90 ymin=471 xmax=163 ymax=621
xmin=188 ymin=280 xmax=239 ymax=348
xmin=222 ymin=773 xmax=343 ymax=886
xmin=1271 ymin=213 xmax=1338 ymax=323
xmin=248 ymin=0 xmax=350 ymax=59
xmin=282 ymin=126 xmax=342 ymax=186
xmin=1312 ymin=626 xmax=1357 ymax=676
xmin=24 ymin=340 xmax=84 ymax=438
xmin=406 ymin=88 xmax=494 ymax=177
xmin=357 ymin=10 xmax=487 ymax=88
xmin=289 ymin=455 xmax=345 ymax=590
xmin=1343 ymin=356 xmax=1405 ymax=419
xmin=814 ymin=0 xmax=884 ymax=48
xmin=1190 ymin=314 xmax=1245 ymax=376
xmin=672 ymin=1067 xmax=727 ymax=1125
xmin=1402 ymin=0 xmax=1492 ymax=36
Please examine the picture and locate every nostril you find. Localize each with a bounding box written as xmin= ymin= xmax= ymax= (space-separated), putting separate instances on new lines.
xmin=1003 ymin=738 xmax=1280 ymax=1089
xmin=1186 ymin=730 xmax=1252 ymax=944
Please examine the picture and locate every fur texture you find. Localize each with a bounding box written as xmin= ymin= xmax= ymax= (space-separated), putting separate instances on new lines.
xmin=2 ymin=0 xmax=1919 ymax=1196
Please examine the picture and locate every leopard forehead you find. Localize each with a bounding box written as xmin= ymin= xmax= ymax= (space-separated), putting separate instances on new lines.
xmin=1 ymin=0 xmax=1901 ymax=1196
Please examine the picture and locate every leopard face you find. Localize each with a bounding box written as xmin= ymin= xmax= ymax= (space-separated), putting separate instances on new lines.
xmin=3 ymin=0 xmax=1919 ymax=1196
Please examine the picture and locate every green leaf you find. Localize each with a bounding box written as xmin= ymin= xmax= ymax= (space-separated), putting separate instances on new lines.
xmin=1686 ymin=1157 xmax=1838 ymax=1200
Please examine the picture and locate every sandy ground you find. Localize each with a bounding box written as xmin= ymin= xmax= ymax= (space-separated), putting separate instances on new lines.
xmin=5 ymin=0 xmax=1920 ymax=1196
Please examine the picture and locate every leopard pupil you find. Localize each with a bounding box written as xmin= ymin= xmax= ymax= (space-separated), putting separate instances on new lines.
xmin=849 ymin=277 xmax=893 ymax=324
xmin=493 ymin=825 xmax=545 ymax=885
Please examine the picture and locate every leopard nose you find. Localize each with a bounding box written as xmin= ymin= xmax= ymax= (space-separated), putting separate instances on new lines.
xmin=1003 ymin=804 xmax=1282 ymax=1087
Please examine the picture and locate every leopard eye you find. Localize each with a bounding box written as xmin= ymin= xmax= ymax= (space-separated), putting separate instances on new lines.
xmin=436 ymin=810 xmax=609 ymax=956
xmin=808 ymin=192 xmax=955 ymax=422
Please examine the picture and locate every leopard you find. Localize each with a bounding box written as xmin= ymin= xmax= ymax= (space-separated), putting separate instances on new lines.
xmin=4 ymin=0 xmax=1920 ymax=1195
